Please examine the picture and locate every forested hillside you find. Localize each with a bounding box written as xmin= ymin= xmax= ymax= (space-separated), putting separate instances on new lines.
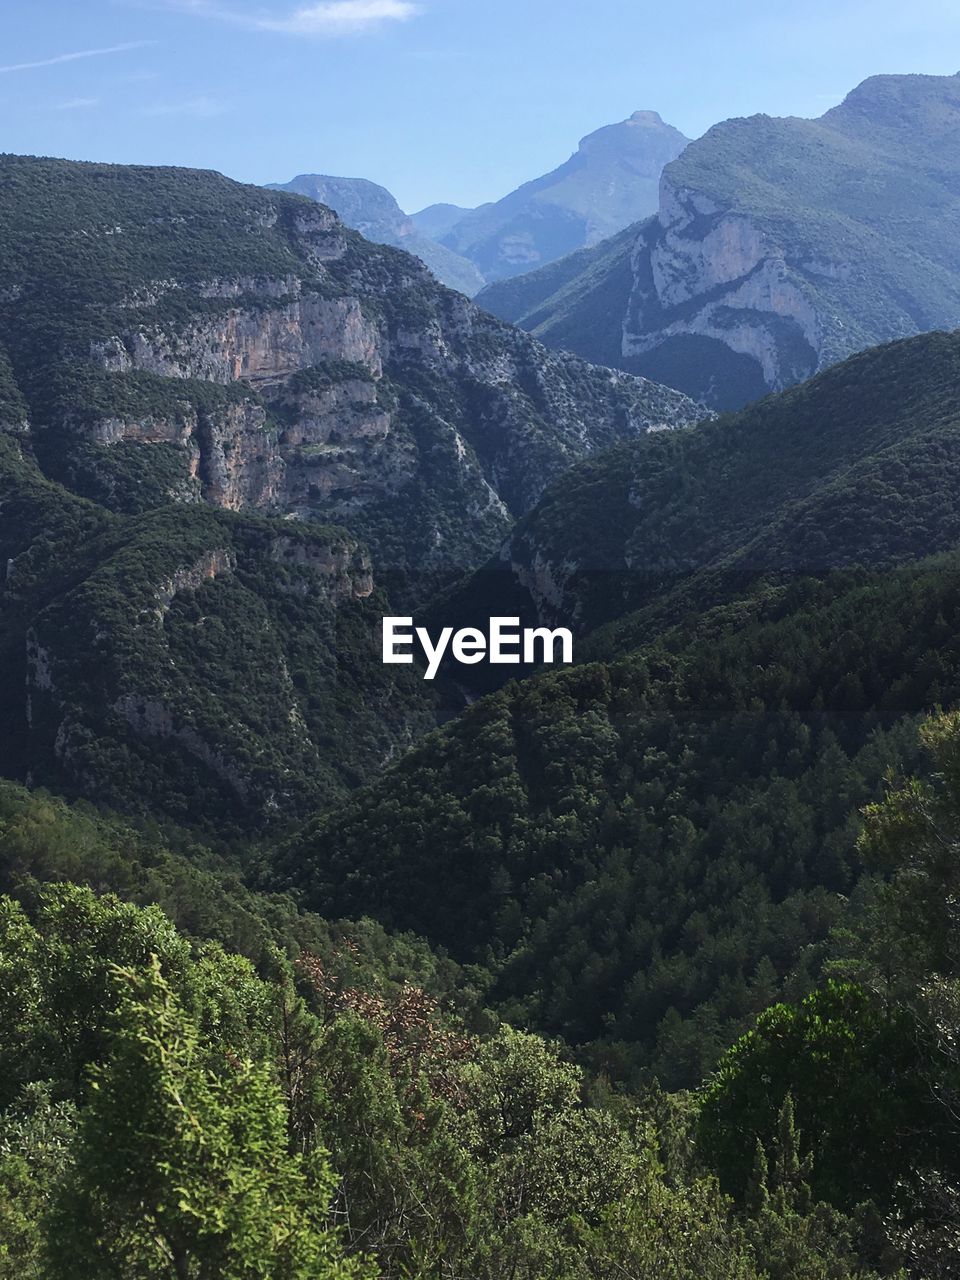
xmin=451 ymin=330 xmax=960 ymax=650
xmin=0 ymin=774 xmax=938 ymax=1279
xmin=0 ymin=436 xmax=438 ymax=830
xmin=276 ymin=553 xmax=960 ymax=1086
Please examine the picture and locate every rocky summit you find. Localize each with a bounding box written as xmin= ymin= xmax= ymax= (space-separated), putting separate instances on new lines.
xmin=437 ymin=110 xmax=689 ymax=284
xmin=481 ymin=72 xmax=960 ymax=409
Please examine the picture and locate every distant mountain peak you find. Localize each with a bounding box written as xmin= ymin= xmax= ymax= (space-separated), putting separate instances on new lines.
xmin=441 ymin=109 xmax=689 ymax=282
xmin=577 ymin=109 xmax=685 ymax=153
xmin=481 ymin=69 xmax=960 ymax=412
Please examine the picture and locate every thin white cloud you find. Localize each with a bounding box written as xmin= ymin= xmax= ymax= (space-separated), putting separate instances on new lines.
xmin=55 ymin=97 xmax=101 ymax=110
xmin=158 ymin=0 xmax=419 ymax=36
xmin=0 ymin=42 xmax=151 ymax=74
xmin=259 ymin=1 xmax=420 ymax=34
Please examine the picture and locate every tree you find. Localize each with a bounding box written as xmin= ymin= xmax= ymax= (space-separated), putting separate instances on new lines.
xmin=698 ymin=982 xmax=932 ymax=1209
xmin=45 ymin=958 xmax=373 ymax=1280
xmin=0 ymin=1083 xmax=75 ymax=1279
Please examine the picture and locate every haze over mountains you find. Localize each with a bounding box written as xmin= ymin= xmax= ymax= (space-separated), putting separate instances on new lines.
xmin=269 ymin=109 xmax=689 ymax=295
xmin=482 ymin=71 xmax=960 ymax=408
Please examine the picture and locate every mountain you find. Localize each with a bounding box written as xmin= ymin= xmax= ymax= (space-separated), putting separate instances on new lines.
xmin=4 ymin=137 xmax=960 ymax=1279
xmin=474 ymin=222 xmax=642 ymax=370
xmin=270 ymin=109 xmax=690 ymax=295
xmin=0 ymin=436 xmax=439 ymax=831
xmin=480 ymin=73 xmax=960 ymax=410
xmin=469 ymin=329 xmax=960 ymax=647
xmin=438 ymin=111 xmax=689 ymax=284
xmin=0 ymin=153 xmax=700 ymax=828
xmin=267 ymin=173 xmax=486 ymax=296
xmin=0 ymin=155 xmax=699 ymax=574
xmin=274 ymin=328 xmax=960 ymax=1085
xmin=410 ymin=201 xmax=475 ymax=239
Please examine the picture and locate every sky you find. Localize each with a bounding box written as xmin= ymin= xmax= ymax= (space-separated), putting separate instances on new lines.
xmin=2 ymin=0 xmax=960 ymax=213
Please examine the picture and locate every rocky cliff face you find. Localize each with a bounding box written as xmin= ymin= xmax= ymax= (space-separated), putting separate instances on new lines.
xmin=622 ymin=183 xmax=823 ymax=401
xmin=267 ymin=174 xmax=486 ymax=297
xmin=483 ymin=73 xmax=960 ymax=411
xmin=0 ymin=158 xmax=702 ymax=576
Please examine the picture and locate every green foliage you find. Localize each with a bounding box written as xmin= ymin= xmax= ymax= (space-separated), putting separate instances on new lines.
xmin=285 ymin=360 xmax=377 ymax=395
xmin=698 ymin=984 xmax=936 ymax=1210
xmin=278 ymin=550 xmax=960 ymax=1086
xmin=0 ymin=777 xmax=475 ymax=1014
xmin=0 ymin=1083 xmax=75 ymax=1278
xmin=46 ymin=958 xmax=370 ymax=1280
xmin=0 ymin=882 xmax=893 ymax=1279
xmin=0 ymin=344 xmax=28 ymax=432
xmin=835 ymin=709 xmax=960 ymax=1273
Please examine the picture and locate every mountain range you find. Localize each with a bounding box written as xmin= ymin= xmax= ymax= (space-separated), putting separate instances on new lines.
xmin=270 ymin=109 xmax=688 ymax=295
xmin=6 ymin=69 xmax=960 ymax=1277
xmin=481 ymin=72 xmax=960 ymax=408
xmin=431 ymin=110 xmax=689 ymax=285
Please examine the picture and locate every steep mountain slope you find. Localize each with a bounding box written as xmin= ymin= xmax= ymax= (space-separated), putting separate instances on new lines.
xmin=267 ymin=173 xmax=485 ymax=296
xmin=482 ymin=73 xmax=960 ymax=410
xmin=475 ymin=330 xmax=960 ymax=646
xmin=0 ymin=437 xmax=435 ymax=831
xmin=439 ymin=111 xmax=689 ymax=284
xmin=0 ymin=154 xmax=700 ymax=581
xmin=275 ymin=328 xmax=960 ymax=1084
xmin=476 ymin=222 xmax=642 ymax=369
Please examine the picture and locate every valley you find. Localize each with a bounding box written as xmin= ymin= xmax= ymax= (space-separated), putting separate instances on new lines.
xmin=4 ymin=48 xmax=960 ymax=1280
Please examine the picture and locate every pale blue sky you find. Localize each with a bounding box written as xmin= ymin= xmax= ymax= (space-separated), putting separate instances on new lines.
xmin=2 ymin=0 xmax=960 ymax=212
